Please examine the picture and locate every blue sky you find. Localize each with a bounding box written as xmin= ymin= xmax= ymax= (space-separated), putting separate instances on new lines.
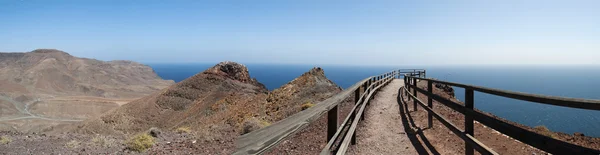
xmin=1 ymin=0 xmax=598 ymax=65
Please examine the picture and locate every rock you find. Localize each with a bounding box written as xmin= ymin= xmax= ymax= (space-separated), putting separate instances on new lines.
xmin=435 ymin=83 xmax=455 ymax=97
xmin=574 ymin=132 xmax=585 ymax=137
xmin=205 ymin=61 xmax=259 ymax=85
xmin=148 ymin=127 xmax=161 ymax=137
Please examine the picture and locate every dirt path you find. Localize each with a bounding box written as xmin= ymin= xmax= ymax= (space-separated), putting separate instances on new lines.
xmin=347 ymin=79 xmax=419 ymax=155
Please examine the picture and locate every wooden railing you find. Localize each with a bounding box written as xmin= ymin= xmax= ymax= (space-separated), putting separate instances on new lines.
xmin=321 ymin=69 xmax=424 ymax=155
xmin=234 ymin=69 xmax=424 ymax=155
xmin=402 ymin=75 xmax=600 ymax=155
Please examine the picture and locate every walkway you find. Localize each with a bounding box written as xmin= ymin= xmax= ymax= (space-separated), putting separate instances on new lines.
xmin=347 ymin=79 xmax=418 ymax=154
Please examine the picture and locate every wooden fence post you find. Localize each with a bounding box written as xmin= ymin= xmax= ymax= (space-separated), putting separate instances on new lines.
xmin=327 ymin=105 xmax=338 ymax=142
xmin=465 ymin=89 xmax=475 ymax=155
xmin=428 ymin=80 xmax=433 ymax=128
xmin=360 ymin=79 xmax=373 ymax=120
xmin=413 ymin=76 xmax=418 ymax=111
xmin=363 ymin=81 xmax=368 ymax=96
xmin=368 ymin=79 xmax=372 ymax=94
xmin=404 ymin=76 xmax=408 ymax=97
xmin=405 ymin=76 xmax=409 ymax=97
xmin=407 ymin=75 xmax=411 ymax=96
xmin=352 ymin=88 xmax=360 ymax=145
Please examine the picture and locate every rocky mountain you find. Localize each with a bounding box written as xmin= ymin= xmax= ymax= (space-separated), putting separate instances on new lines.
xmin=74 ymin=61 xmax=342 ymax=154
xmin=0 ymin=49 xmax=174 ymax=98
xmin=0 ymin=49 xmax=174 ymax=133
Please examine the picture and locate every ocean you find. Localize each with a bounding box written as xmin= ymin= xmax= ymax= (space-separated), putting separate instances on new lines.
xmin=148 ymin=63 xmax=600 ymax=137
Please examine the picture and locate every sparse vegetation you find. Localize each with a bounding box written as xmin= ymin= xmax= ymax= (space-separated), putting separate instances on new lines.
xmin=534 ymin=125 xmax=556 ymax=138
xmin=126 ymin=133 xmax=155 ymax=152
xmin=65 ymin=140 xmax=80 ymax=148
xmin=301 ymin=102 xmax=315 ymax=110
xmin=176 ymin=126 xmax=192 ymax=134
xmin=0 ymin=136 xmax=11 ymax=144
xmin=241 ymin=117 xmax=273 ymax=134
xmin=92 ymin=135 xmax=115 ymax=148
xmin=260 ymin=120 xmax=271 ymax=127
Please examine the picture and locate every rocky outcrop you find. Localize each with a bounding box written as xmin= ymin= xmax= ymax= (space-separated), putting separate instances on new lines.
xmin=435 ymin=82 xmax=455 ymax=97
xmin=204 ymin=61 xmax=264 ymax=86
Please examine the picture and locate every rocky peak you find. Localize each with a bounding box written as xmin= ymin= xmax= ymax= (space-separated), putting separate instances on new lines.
xmin=289 ymin=67 xmax=335 ymax=88
xmin=29 ymin=49 xmax=73 ymax=60
xmin=204 ymin=61 xmax=253 ymax=83
xmin=305 ymin=67 xmax=325 ymax=77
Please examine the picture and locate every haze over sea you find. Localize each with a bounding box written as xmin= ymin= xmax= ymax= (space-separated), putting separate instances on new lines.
xmin=149 ymin=63 xmax=600 ymax=137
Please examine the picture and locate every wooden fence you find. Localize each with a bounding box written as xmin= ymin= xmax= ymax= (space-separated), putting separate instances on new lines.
xmin=235 ymin=69 xmax=424 ymax=155
xmin=403 ymin=75 xmax=600 ymax=155
xmin=235 ymin=69 xmax=600 ymax=155
xmin=321 ymin=70 xmax=424 ymax=154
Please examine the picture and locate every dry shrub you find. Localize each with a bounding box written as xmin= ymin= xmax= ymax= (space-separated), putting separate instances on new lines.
xmin=534 ymin=125 xmax=556 ymax=138
xmin=301 ymin=102 xmax=315 ymax=110
xmin=176 ymin=126 xmax=192 ymax=134
xmin=92 ymin=135 xmax=116 ymax=147
xmin=260 ymin=120 xmax=271 ymax=127
xmin=241 ymin=117 xmax=271 ymax=135
xmin=0 ymin=136 xmax=11 ymax=144
xmin=65 ymin=140 xmax=80 ymax=148
xmin=126 ymin=133 xmax=155 ymax=152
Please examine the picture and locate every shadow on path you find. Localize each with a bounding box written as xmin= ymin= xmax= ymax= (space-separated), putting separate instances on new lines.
xmin=397 ymin=87 xmax=441 ymax=155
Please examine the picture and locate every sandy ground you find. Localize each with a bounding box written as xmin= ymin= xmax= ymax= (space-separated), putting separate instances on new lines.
xmin=347 ymin=79 xmax=418 ymax=155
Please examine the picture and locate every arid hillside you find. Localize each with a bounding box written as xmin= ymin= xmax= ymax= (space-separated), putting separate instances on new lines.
xmin=72 ymin=61 xmax=342 ymax=154
xmin=0 ymin=49 xmax=173 ymax=97
xmin=0 ymin=49 xmax=174 ymax=132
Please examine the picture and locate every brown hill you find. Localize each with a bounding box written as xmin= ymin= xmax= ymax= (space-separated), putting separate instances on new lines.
xmin=0 ymin=49 xmax=174 ymax=98
xmin=74 ymin=62 xmax=342 ymax=154
xmin=0 ymin=49 xmax=174 ymax=133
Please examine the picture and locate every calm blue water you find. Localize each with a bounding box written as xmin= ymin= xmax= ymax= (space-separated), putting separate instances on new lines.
xmin=148 ymin=64 xmax=600 ymax=137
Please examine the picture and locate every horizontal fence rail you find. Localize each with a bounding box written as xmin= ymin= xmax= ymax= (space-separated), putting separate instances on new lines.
xmin=403 ymin=75 xmax=600 ymax=155
xmin=401 ymin=86 xmax=498 ymax=155
xmin=235 ymin=69 xmax=422 ymax=155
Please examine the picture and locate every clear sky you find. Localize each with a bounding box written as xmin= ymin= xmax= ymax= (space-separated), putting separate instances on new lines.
xmin=1 ymin=0 xmax=598 ymax=65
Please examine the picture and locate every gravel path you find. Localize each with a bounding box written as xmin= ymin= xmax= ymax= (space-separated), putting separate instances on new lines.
xmin=348 ymin=79 xmax=418 ymax=155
